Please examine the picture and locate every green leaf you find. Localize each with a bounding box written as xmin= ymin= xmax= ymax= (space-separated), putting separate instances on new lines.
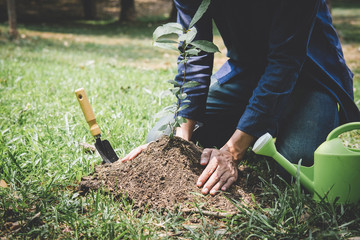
xmin=175 ymin=116 xmax=187 ymax=124
xmin=155 ymin=104 xmax=177 ymax=118
xmin=185 ymin=48 xmax=201 ymax=56
xmin=173 ymin=121 xmax=181 ymax=128
xmin=178 ymin=59 xmax=188 ymax=65
xmin=178 ymin=93 xmax=187 ymax=100
xmin=153 ymin=22 xmax=183 ymax=41
xmin=158 ymin=123 xmax=169 ymax=131
xmin=153 ymin=42 xmax=179 ymax=52
xmin=165 ymin=22 xmax=184 ymax=30
xmin=167 ymin=80 xmax=180 ymax=86
xmin=191 ymin=40 xmax=220 ymax=53
xmin=170 ymin=87 xmax=181 ymax=95
xmin=183 ymin=81 xmax=200 ymax=88
xmin=164 ymin=104 xmax=177 ymax=112
xmin=155 ymin=39 xmax=178 ymax=44
xmin=189 ymin=0 xmax=211 ymax=29
xmin=178 ymin=27 xmax=197 ymax=43
xmin=177 ymin=104 xmax=189 ymax=112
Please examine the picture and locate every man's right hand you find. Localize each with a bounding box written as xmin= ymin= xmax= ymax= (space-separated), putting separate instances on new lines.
xmin=120 ymin=143 xmax=150 ymax=162
xmin=121 ymin=118 xmax=195 ymax=162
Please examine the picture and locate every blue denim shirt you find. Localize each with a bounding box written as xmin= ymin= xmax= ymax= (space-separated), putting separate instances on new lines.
xmin=174 ymin=0 xmax=360 ymax=138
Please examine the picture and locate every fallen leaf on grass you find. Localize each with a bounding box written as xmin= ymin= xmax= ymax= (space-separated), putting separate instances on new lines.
xmin=0 ymin=179 xmax=8 ymax=188
xmin=80 ymin=142 xmax=96 ymax=153
xmin=181 ymin=208 xmax=237 ymax=218
xmin=4 ymin=221 xmax=22 ymax=231
xmin=61 ymin=225 xmax=72 ymax=233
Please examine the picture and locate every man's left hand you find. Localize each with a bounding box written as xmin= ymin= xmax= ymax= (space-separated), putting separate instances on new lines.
xmin=196 ymin=148 xmax=239 ymax=195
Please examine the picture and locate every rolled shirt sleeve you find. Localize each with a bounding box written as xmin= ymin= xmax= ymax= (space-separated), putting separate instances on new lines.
xmin=237 ymin=0 xmax=321 ymax=138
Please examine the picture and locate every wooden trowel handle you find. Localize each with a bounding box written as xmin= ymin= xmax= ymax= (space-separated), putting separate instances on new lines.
xmin=75 ymin=88 xmax=101 ymax=137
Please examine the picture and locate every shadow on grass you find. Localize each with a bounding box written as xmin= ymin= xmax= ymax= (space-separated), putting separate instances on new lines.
xmin=1 ymin=14 xmax=221 ymax=40
xmin=0 ymin=18 xmax=176 ymax=63
xmin=332 ymin=2 xmax=360 ymax=44
xmin=335 ymin=21 xmax=360 ymax=43
xmin=1 ymin=14 xmax=175 ymax=39
xmin=20 ymin=20 xmax=163 ymax=38
xmin=332 ymin=0 xmax=360 ymax=9
xmin=0 ymin=15 xmax=221 ymax=63
xmin=331 ymin=0 xmax=360 ymax=43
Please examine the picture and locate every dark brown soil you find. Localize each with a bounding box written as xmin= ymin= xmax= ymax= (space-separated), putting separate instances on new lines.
xmin=79 ymin=136 xmax=263 ymax=213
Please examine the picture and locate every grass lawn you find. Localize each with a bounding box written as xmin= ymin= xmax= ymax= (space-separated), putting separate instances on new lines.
xmin=1 ymin=2 xmax=360 ymax=239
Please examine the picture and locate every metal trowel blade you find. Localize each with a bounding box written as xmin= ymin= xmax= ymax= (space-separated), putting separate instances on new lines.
xmin=95 ymin=138 xmax=119 ymax=164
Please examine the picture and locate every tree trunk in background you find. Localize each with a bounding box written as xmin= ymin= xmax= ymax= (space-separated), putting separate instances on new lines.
xmin=169 ymin=1 xmax=177 ymax=22
xmin=82 ymin=0 xmax=97 ymax=20
xmin=119 ymin=0 xmax=136 ymax=22
xmin=7 ymin=0 xmax=18 ymax=38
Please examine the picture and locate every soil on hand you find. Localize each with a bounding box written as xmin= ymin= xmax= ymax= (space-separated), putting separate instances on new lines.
xmin=79 ymin=136 xmax=263 ymax=212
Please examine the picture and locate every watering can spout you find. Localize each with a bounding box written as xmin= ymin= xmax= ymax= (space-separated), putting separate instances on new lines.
xmin=252 ymin=133 xmax=315 ymax=193
xmin=254 ymin=122 xmax=360 ymax=204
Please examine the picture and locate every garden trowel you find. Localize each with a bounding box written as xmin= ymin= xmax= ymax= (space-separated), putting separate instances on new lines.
xmin=75 ymin=88 xmax=118 ymax=164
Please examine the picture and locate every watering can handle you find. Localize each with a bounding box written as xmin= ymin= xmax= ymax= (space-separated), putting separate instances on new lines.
xmin=326 ymin=122 xmax=360 ymax=141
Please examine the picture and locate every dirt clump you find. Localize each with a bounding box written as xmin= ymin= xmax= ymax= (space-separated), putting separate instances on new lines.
xmin=79 ymin=136 xmax=262 ymax=212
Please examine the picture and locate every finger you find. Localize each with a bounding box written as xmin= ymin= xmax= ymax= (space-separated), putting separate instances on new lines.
xmin=200 ymin=148 xmax=213 ymax=165
xmin=128 ymin=148 xmax=143 ymax=160
xmin=197 ymin=155 xmax=218 ymax=187
xmin=120 ymin=154 xmax=130 ymax=162
xmin=120 ymin=149 xmax=139 ymax=162
xmin=123 ymin=149 xmax=139 ymax=161
xmin=209 ymin=172 xmax=232 ymax=195
xmin=202 ymin=167 xmax=226 ymax=195
xmin=220 ymin=176 xmax=237 ymax=192
xmin=121 ymin=144 xmax=148 ymax=162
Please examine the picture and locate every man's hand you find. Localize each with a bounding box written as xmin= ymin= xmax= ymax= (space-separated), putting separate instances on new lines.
xmin=121 ymin=143 xmax=150 ymax=162
xmin=197 ymin=148 xmax=239 ymax=195
xmin=197 ymin=130 xmax=255 ymax=195
xmin=121 ymin=118 xmax=195 ymax=162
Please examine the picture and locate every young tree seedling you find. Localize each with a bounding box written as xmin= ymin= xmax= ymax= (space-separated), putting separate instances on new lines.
xmin=152 ymin=0 xmax=219 ymax=138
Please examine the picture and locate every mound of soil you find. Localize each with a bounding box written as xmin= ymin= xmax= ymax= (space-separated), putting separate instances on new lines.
xmin=79 ymin=136 xmax=262 ymax=212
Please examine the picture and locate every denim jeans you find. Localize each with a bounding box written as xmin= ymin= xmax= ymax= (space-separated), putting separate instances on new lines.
xmin=148 ymin=71 xmax=339 ymax=167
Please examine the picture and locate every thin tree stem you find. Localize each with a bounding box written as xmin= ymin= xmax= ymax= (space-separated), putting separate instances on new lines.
xmin=171 ymin=43 xmax=188 ymax=137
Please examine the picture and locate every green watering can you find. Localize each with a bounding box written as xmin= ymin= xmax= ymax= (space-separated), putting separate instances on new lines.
xmin=252 ymin=122 xmax=360 ymax=204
